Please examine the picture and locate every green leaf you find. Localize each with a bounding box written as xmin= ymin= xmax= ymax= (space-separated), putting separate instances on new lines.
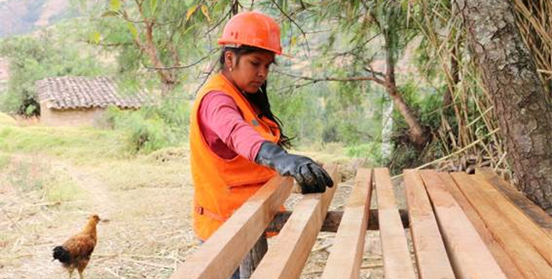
xmin=101 ymin=11 xmax=119 ymax=17
xmin=90 ymin=31 xmax=101 ymax=44
xmin=109 ymin=0 xmax=121 ymax=11
xmin=185 ymin=0 xmax=194 ymax=6
xmin=150 ymin=0 xmax=158 ymax=13
xmin=127 ymin=22 xmax=138 ymax=39
xmin=25 ymin=104 xmax=36 ymax=116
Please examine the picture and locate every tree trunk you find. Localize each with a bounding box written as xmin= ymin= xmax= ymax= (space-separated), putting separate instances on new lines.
xmin=380 ymin=31 xmax=429 ymax=149
xmin=142 ymin=21 xmax=176 ymax=92
xmin=381 ymin=100 xmax=394 ymax=161
xmin=384 ymin=47 xmax=429 ymax=149
xmin=456 ymin=0 xmax=552 ymax=210
xmin=128 ymin=3 xmax=177 ymax=93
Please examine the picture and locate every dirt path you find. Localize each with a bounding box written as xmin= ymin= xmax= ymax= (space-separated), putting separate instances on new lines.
xmin=0 ymin=154 xmax=118 ymax=278
xmin=56 ymin=161 xmax=117 ymax=216
xmin=7 ymin=153 xmax=117 ymax=213
xmin=1 ymin=152 xmax=387 ymax=279
xmin=0 ymin=153 xmax=194 ymax=279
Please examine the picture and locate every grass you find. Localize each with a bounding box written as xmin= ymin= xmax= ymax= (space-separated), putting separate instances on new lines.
xmin=0 ymin=152 xmax=11 ymax=170
xmin=0 ymin=112 xmax=17 ymax=125
xmin=296 ymin=141 xmax=380 ymax=167
xmin=95 ymin=158 xmax=189 ymax=190
xmin=43 ymin=168 xmax=84 ymax=203
xmin=0 ymin=112 xmax=362 ymax=279
xmin=6 ymin=160 xmax=45 ymax=193
xmin=0 ymin=111 xmax=355 ymax=195
xmin=1 ymin=154 xmax=83 ymax=202
xmin=0 ymin=112 xmax=190 ymax=195
xmin=0 ymin=113 xmax=128 ymax=164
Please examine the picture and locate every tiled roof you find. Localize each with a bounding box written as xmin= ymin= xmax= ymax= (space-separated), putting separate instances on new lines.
xmin=36 ymin=76 xmax=148 ymax=110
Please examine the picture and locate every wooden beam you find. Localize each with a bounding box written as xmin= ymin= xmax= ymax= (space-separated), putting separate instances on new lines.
xmin=265 ymin=209 xmax=409 ymax=233
xmin=451 ymin=172 xmax=552 ymax=279
xmin=404 ymin=170 xmax=455 ymax=279
xmin=420 ymin=170 xmax=507 ymax=279
xmin=321 ymin=168 xmax=373 ymax=279
xmin=469 ymin=173 xmax=552 ymax=264
xmin=250 ymin=164 xmax=340 ymax=279
xmin=374 ymin=168 xmax=416 ymax=279
xmin=169 ymin=175 xmax=293 ymax=279
xmin=437 ymin=173 xmax=524 ymax=278
xmin=477 ymin=168 xmax=552 ymax=235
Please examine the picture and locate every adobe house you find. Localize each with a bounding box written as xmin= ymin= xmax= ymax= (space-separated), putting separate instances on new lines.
xmin=36 ymin=76 xmax=148 ymax=127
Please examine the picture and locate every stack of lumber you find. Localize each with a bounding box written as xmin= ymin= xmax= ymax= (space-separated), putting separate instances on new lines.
xmin=170 ymin=166 xmax=552 ymax=279
xmin=438 ymin=169 xmax=551 ymax=278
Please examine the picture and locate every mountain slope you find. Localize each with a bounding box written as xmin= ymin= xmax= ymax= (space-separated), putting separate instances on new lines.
xmin=0 ymin=0 xmax=70 ymax=38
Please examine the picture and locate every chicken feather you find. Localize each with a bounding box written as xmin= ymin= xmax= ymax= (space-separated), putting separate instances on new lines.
xmin=53 ymin=214 xmax=100 ymax=279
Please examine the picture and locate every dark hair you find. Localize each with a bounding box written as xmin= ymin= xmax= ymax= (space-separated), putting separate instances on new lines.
xmin=219 ymin=46 xmax=293 ymax=149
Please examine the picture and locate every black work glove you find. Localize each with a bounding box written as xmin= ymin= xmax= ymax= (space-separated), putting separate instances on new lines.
xmin=255 ymin=141 xmax=334 ymax=194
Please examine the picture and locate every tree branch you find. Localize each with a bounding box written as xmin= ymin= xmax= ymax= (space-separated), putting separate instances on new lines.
xmin=332 ymin=33 xmax=380 ymax=58
xmin=126 ymin=0 xmax=175 ymax=86
xmin=363 ymin=65 xmax=386 ymax=78
xmin=274 ymin=69 xmax=386 ymax=85
xmin=145 ymin=49 xmax=218 ymax=71
xmin=270 ymin=0 xmax=310 ymax=53
xmin=79 ymin=40 xmax=133 ymax=47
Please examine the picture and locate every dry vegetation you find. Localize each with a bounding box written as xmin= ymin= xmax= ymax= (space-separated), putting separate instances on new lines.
xmin=513 ymin=0 xmax=552 ymax=86
xmin=0 ymin=150 xmax=195 ymax=278
xmin=0 ymin=113 xmax=411 ymax=279
xmin=410 ymin=0 xmax=551 ymax=181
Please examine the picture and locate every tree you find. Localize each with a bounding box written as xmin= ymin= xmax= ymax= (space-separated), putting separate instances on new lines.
xmin=0 ymin=30 xmax=104 ymax=115
xmin=456 ymin=0 xmax=552 ymax=210
xmin=369 ymin=2 xmax=430 ymax=149
xmin=87 ymin=0 xmax=235 ymax=94
xmin=274 ymin=0 xmax=430 ymax=149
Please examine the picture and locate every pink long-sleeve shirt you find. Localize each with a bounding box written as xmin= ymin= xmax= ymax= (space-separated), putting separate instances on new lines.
xmin=198 ymin=91 xmax=266 ymax=161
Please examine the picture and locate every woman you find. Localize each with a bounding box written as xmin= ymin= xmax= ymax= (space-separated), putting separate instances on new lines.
xmin=189 ymin=11 xmax=333 ymax=277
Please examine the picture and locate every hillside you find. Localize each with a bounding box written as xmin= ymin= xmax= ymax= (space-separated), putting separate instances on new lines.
xmin=0 ymin=0 xmax=70 ymax=38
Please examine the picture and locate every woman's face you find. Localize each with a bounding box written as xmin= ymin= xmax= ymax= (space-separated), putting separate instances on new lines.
xmin=225 ymin=50 xmax=275 ymax=93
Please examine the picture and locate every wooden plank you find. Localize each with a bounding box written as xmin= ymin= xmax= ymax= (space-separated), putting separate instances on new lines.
xmin=420 ymin=170 xmax=507 ymax=279
xmin=169 ymin=175 xmax=293 ymax=279
xmin=404 ymin=170 xmax=455 ymax=279
xmin=266 ymin=209 xmax=409 ymax=233
xmin=321 ymin=168 xmax=373 ymax=279
xmin=250 ymin=164 xmax=340 ymax=279
xmin=373 ymin=168 xmax=416 ymax=279
xmin=437 ymin=173 xmax=525 ymax=278
xmin=469 ymin=173 xmax=552 ymax=264
xmin=451 ymin=172 xmax=552 ymax=279
xmin=477 ymin=168 xmax=552 ymax=235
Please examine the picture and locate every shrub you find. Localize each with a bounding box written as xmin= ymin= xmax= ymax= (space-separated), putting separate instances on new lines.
xmin=345 ymin=142 xmax=384 ymax=165
xmin=104 ymin=98 xmax=190 ymax=154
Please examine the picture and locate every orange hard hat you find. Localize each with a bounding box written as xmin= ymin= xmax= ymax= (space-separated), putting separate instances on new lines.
xmin=218 ymin=11 xmax=282 ymax=55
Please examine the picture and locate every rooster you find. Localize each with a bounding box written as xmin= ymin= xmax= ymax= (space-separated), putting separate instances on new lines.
xmin=53 ymin=214 xmax=100 ymax=279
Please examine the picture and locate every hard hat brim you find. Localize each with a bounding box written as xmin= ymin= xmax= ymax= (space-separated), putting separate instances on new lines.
xmin=218 ymin=41 xmax=291 ymax=58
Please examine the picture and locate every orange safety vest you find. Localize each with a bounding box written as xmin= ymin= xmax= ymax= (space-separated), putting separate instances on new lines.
xmin=190 ymin=73 xmax=281 ymax=241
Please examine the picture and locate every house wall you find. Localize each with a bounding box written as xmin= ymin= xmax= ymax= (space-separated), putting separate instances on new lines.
xmin=40 ymin=102 xmax=106 ymax=127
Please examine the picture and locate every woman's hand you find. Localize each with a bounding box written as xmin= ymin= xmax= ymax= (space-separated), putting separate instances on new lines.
xmin=255 ymin=141 xmax=334 ymax=194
